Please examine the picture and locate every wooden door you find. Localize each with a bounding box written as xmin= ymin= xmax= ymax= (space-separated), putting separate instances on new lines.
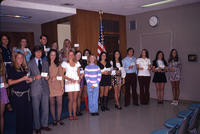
xmin=104 ymin=34 xmax=120 ymax=61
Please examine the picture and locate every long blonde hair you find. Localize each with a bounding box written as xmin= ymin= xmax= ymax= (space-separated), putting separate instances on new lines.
xmin=12 ymin=52 xmax=28 ymax=72
xmin=67 ymin=50 xmax=77 ymax=63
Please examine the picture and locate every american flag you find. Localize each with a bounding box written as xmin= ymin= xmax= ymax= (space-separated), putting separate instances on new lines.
xmin=97 ymin=18 xmax=106 ymax=58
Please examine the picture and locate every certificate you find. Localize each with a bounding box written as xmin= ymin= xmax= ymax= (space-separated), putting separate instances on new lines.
xmin=44 ymin=47 xmax=50 ymax=52
xmin=131 ymin=62 xmax=135 ymax=66
xmin=41 ymin=72 xmax=48 ymax=77
xmin=157 ymin=60 xmax=165 ymax=69
xmin=105 ymin=68 xmax=111 ymax=71
xmin=74 ymin=44 xmax=80 ymax=47
xmin=56 ymin=76 xmax=63 ymax=81
xmin=93 ymin=83 xmax=98 ymax=87
xmin=24 ymin=48 xmax=29 ymax=52
xmin=0 ymin=83 xmax=5 ymax=88
xmin=82 ymin=56 xmax=87 ymax=60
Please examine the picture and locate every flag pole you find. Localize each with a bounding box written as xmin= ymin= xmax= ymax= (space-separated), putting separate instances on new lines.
xmin=98 ymin=10 xmax=104 ymax=45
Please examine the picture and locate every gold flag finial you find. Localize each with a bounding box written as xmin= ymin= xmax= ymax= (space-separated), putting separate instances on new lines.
xmin=98 ymin=10 xmax=103 ymax=15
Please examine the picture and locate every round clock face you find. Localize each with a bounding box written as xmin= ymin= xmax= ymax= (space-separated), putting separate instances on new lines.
xmin=149 ymin=16 xmax=159 ymax=27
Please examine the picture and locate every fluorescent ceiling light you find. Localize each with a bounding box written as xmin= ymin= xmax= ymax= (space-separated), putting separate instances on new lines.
xmin=141 ymin=0 xmax=176 ymax=8
xmin=1 ymin=0 xmax=76 ymax=14
xmin=0 ymin=14 xmax=32 ymax=19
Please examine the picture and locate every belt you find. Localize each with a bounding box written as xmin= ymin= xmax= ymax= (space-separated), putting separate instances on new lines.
xmin=12 ymin=89 xmax=30 ymax=101
xmin=4 ymin=62 xmax=11 ymax=66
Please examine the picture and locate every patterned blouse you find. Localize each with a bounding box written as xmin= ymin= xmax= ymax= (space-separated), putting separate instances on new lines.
xmin=168 ymin=60 xmax=181 ymax=81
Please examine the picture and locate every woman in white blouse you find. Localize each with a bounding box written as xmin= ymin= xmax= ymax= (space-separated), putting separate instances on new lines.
xmin=111 ymin=50 xmax=126 ymax=109
xmin=136 ymin=49 xmax=151 ymax=105
xmin=61 ymin=50 xmax=81 ymax=120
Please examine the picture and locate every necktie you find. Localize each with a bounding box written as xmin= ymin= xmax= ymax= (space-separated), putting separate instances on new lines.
xmin=38 ymin=60 xmax=42 ymax=73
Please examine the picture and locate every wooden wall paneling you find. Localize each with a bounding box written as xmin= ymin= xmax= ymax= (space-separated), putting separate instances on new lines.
xmin=41 ymin=9 xmax=126 ymax=57
xmin=76 ymin=9 xmax=99 ymax=54
xmin=0 ymin=32 xmax=35 ymax=50
xmin=119 ymin=16 xmax=127 ymax=58
xmin=41 ymin=21 xmax=58 ymax=46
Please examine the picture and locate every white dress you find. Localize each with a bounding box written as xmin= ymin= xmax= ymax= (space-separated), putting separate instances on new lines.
xmin=61 ymin=61 xmax=81 ymax=92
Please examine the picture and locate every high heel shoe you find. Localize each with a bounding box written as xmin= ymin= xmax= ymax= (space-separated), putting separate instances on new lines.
xmin=101 ymin=106 xmax=105 ymax=112
xmin=58 ymin=120 xmax=64 ymax=125
xmin=115 ymin=104 xmax=122 ymax=110
xmin=73 ymin=116 xmax=78 ymax=120
xmin=52 ymin=120 xmax=57 ymax=126
xmin=69 ymin=116 xmax=73 ymax=120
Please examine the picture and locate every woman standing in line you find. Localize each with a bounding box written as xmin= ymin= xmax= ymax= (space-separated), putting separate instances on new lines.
xmin=111 ymin=50 xmax=126 ymax=109
xmin=0 ymin=49 xmax=9 ymax=134
xmin=152 ymin=51 xmax=168 ymax=104
xmin=59 ymin=39 xmax=75 ymax=62
xmin=15 ymin=38 xmax=32 ymax=62
xmin=85 ymin=54 xmax=101 ymax=116
xmin=82 ymin=49 xmax=91 ymax=112
xmin=97 ymin=52 xmax=112 ymax=112
xmin=136 ymin=49 xmax=151 ymax=105
xmin=61 ymin=50 xmax=81 ymax=120
xmin=48 ymin=49 xmax=64 ymax=125
xmin=0 ymin=35 xmax=13 ymax=112
xmin=7 ymin=52 xmax=33 ymax=134
xmin=168 ymin=49 xmax=181 ymax=105
xmin=75 ymin=51 xmax=85 ymax=116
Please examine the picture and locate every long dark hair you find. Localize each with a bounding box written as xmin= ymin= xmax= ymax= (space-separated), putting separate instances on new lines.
xmin=99 ymin=52 xmax=109 ymax=63
xmin=139 ymin=49 xmax=149 ymax=58
xmin=83 ymin=49 xmax=91 ymax=56
xmin=17 ymin=37 xmax=28 ymax=49
xmin=153 ymin=50 xmax=167 ymax=66
xmin=0 ymin=34 xmax=10 ymax=47
xmin=48 ymin=49 xmax=60 ymax=67
xmin=112 ymin=50 xmax=122 ymax=68
xmin=75 ymin=50 xmax=82 ymax=61
xmin=168 ymin=49 xmax=179 ymax=63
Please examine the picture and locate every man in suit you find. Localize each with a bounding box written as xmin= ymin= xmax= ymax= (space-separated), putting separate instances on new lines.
xmin=28 ymin=46 xmax=51 ymax=134
xmin=40 ymin=35 xmax=50 ymax=60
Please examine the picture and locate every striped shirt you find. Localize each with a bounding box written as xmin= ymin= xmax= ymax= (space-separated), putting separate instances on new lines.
xmin=84 ymin=64 xmax=101 ymax=87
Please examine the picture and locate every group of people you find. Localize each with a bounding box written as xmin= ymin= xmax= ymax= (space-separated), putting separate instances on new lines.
xmin=0 ymin=34 xmax=182 ymax=134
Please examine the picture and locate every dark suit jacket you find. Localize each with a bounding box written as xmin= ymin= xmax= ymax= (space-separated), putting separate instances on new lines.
xmin=28 ymin=58 xmax=49 ymax=96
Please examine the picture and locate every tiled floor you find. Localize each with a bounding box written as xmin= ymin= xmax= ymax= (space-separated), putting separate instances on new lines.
xmin=42 ymin=99 xmax=188 ymax=134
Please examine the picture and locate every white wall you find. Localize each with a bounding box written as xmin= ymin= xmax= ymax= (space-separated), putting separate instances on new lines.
xmin=126 ymin=3 xmax=200 ymax=102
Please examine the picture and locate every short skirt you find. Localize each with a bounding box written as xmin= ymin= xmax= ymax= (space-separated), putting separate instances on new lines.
xmin=153 ymin=72 xmax=167 ymax=83
xmin=65 ymin=82 xmax=80 ymax=92
xmin=100 ymin=75 xmax=111 ymax=86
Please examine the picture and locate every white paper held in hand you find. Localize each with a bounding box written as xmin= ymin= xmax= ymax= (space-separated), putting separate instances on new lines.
xmin=107 ymin=68 xmax=111 ymax=71
xmin=82 ymin=56 xmax=87 ymax=60
xmin=24 ymin=48 xmax=29 ymax=52
xmin=41 ymin=72 xmax=48 ymax=77
xmin=93 ymin=83 xmax=98 ymax=87
xmin=56 ymin=76 xmax=62 ymax=81
xmin=0 ymin=83 xmax=5 ymax=88
xmin=131 ymin=62 xmax=135 ymax=66
xmin=74 ymin=44 xmax=79 ymax=47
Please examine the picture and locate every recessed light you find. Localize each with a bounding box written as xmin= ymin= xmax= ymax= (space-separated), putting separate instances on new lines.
xmin=0 ymin=14 xmax=32 ymax=19
xmin=141 ymin=0 xmax=176 ymax=8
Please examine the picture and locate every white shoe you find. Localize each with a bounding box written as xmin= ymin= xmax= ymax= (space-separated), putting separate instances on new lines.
xmin=174 ymin=100 xmax=179 ymax=106
xmin=171 ymin=100 xmax=175 ymax=105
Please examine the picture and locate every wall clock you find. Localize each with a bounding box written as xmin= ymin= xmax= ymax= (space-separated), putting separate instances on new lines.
xmin=149 ymin=16 xmax=159 ymax=27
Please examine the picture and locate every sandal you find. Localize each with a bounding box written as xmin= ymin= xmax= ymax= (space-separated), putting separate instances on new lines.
xmin=73 ymin=116 xmax=78 ymax=120
xmin=58 ymin=120 xmax=64 ymax=125
xmin=53 ymin=120 xmax=57 ymax=126
xmin=69 ymin=116 xmax=73 ymax=120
